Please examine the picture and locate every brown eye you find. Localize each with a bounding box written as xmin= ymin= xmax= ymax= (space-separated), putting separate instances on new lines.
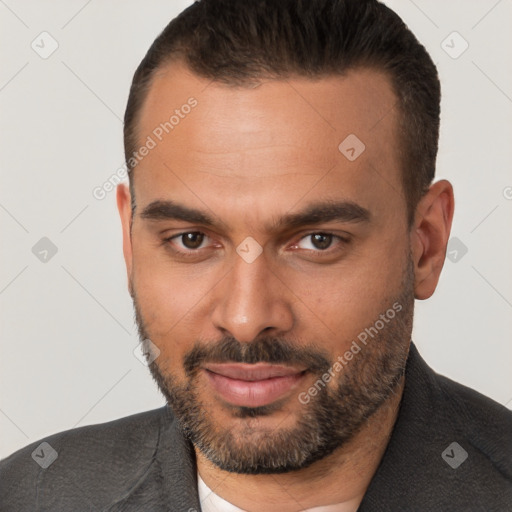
xmin=310 ymin=233 xmax=333 ymax=250
xmin=181 ymin=232 xmax=205 ymax=249
xmin=292 ymin=232 xmax=349 ymax=260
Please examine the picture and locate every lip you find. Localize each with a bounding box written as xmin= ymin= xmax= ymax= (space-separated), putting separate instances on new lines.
xmin=203 ymin=363 xmax=307 ymax=408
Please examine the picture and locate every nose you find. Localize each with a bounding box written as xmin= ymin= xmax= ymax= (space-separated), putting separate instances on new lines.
xmin=210 ymin=251 xmax=295 ymax=343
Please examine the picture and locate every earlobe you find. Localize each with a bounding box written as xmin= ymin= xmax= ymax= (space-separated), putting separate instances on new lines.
xmin=412 ymin=180 xmax=455 ymax=300
xmin=116 ymin=184 xmax=134 ymax=291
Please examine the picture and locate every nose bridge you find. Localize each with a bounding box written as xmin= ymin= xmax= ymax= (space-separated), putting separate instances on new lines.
xmin=211 ymin=252 xmax=294 ymax=342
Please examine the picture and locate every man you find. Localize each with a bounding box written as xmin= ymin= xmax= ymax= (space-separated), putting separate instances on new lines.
xmin=1 ymin=0 xmax=511 ymax=510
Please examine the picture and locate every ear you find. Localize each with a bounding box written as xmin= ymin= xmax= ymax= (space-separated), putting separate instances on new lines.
xmin=116 ymin=183 xmax=134 ymax=296
xmin=411 ymin=180 xmax=455 ymax=300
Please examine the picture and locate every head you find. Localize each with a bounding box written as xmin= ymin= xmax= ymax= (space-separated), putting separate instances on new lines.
xmin=117 ymin=0 xmax=454 ymax=474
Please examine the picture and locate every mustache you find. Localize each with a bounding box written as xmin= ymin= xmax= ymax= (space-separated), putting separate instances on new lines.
xmin=183 ymin=336 xmax=331 ymax=377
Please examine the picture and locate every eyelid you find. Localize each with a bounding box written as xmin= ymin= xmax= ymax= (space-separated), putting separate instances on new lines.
xmin=293 ymin=230 xmax=350 ymax=245
xmin=162 ymin=230 xmax=351 ymax=257
xmin=162 ymin=230 xmax=213 ymax=255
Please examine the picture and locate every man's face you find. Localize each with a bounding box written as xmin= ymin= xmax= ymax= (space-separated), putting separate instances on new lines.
xmin=120 ymin=62 xmax=415 ymax=473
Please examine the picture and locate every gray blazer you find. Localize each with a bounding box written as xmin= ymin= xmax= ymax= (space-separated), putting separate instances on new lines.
xmin=1 ymin=344 xmax=511 ymax=511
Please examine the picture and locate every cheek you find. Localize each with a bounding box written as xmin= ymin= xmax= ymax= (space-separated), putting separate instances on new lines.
xmin=131 ymin=245 xmax=214 ymax=358
xmin=294 ymin=240 xmax=407 ymax=350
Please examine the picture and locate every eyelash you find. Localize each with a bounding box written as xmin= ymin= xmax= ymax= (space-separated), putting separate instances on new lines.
xmin=162 ymin=232 xmax=214 ymax=259
xmin=162 ymin=231 xmax=350 ymax=258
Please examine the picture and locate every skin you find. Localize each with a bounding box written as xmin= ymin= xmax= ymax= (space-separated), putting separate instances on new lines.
xmin=117 ymin=60 xmax=454 ymax=511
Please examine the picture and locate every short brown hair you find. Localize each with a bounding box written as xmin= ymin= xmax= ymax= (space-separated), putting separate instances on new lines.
xmin=124 ymin=0 xmax=440 ymax=223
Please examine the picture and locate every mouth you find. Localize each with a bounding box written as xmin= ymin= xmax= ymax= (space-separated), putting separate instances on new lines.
xmin=202 ymin=363 xmax=308 ymax=408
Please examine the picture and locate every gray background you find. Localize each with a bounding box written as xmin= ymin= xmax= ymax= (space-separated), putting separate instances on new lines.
xmin=1 ymin=0 xmax=511 ymax=458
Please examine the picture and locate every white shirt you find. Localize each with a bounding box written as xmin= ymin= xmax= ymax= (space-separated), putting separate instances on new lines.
xmin=197 ymin=473 xmax=361 ymax=512
xmin=198 ymin=473 xmax=244 ymax=512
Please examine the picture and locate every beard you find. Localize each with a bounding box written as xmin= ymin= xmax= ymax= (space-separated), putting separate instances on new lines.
xmin=131 ymin=257 xmax=415 ymax=475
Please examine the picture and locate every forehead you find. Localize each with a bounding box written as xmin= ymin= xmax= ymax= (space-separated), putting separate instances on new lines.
xmin=133 ymin=61 xmax=404 ymax=227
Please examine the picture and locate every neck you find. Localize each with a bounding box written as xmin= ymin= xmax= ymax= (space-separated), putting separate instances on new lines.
xmin=196 ymin=376 xmax=404 ymax=512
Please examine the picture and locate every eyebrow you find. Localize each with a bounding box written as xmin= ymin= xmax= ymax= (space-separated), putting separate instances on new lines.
xmin=139 ymin=199 xmax=371 ymax=231
xmin=140 ymin=200 xmax=218 ymax=226
xmin=270 ymin=200 xmax=371 ymax=231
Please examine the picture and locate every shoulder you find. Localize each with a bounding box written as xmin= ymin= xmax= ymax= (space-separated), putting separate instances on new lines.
xmin=406 ymin=346 xmax=512 ymax=481
xmin=360 ymin=346 xmax=512 ymax=511
xmin=434 ymin=370 xmax=512 ymax=478
xmin=403 ymin=345 xmax=512 ymax=454
xmin=0 ymin=407 xmax=173 ymax=511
